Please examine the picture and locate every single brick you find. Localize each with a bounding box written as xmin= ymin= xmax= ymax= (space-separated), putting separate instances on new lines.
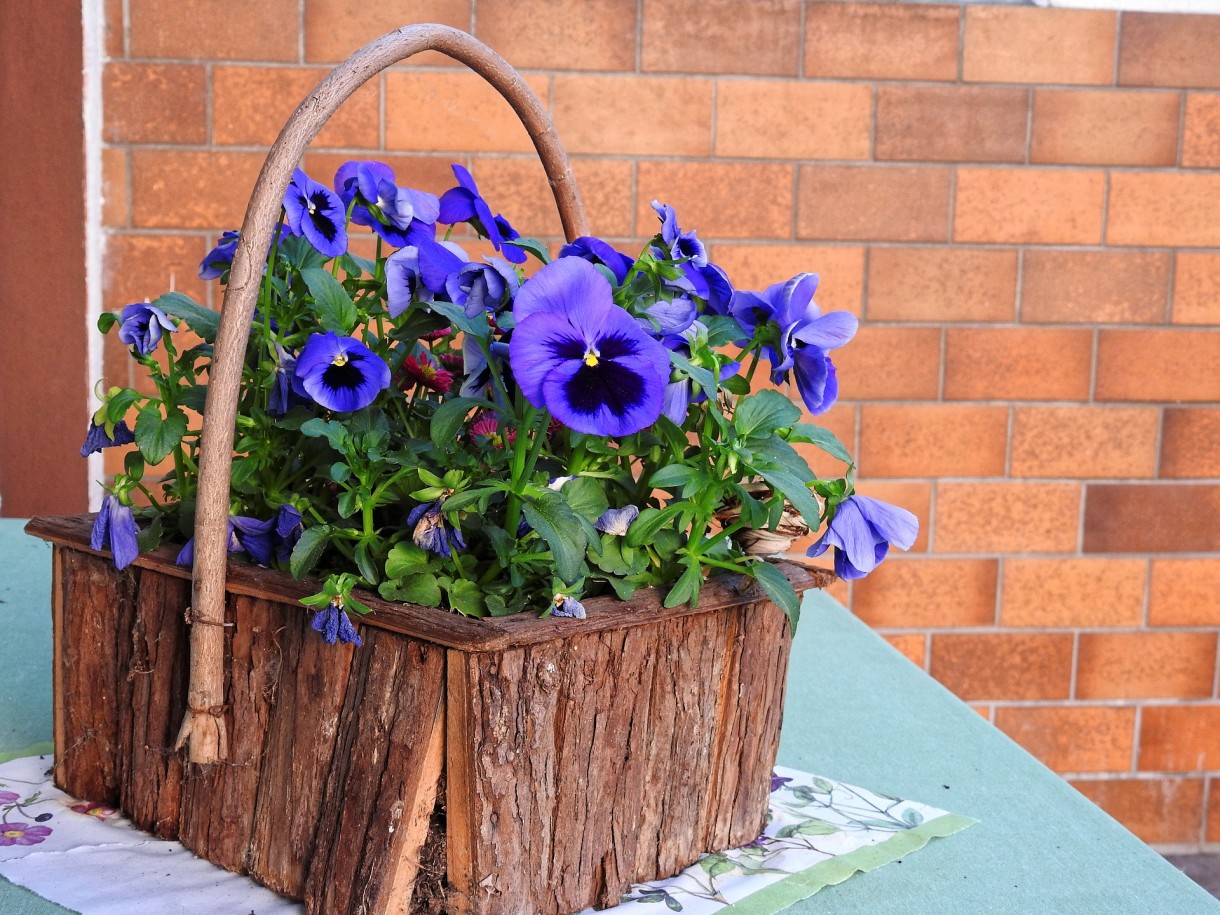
xmin=1183 ymin=94 xmax=1220 ymax=168
xmin=1077 ymin=631 xmax=1216 ymax=699
xmin=129 ymin=0 xmax=298 ymax=60
xmin=930 ymin=633 xmax=1074 ymax=701
xmin=1086 ymin=484 xmax=1220 ymax=554
xmin=996 ymin=707 xmax=1135 ymax=773
xmin=798 ymin=166 xmax=951 ymax=243
xmin=642 ymin=0 xmax=800 ymax=76
xmin=854 ymin=558 xmax=997 ymax=628
xmin=385 ymin=71 xmax=550 ymax=154
xmin=1140 ymin=706 xmax=1220 ymax=772
xmin=1010 ymin=406 xmax=1159 ymax=480
xmin=1001 ymin=558 xmax=1146 ymax=628
xmin=1021 ymin=250 xmax=1169 ymax=324
xmin=554 ymin=75 xmax=713 ymax=157
xmin=881 ymin=634 xmax=926 ymax=669
xmin=859 ymin=405 xmax=1007 ymax=478
xmin=1162 ymin=408 xmax=1220 ymax=479
xmin=963 ymin=7 xmax=1116 ymax=85
xmin=936 ymin=483 xmax=1081 ymax=554
xmin=476 ymin=0 xmax=636 ymax=71
xmin=1096 ymin=329 xmax=1220 ymax=402
xmin=102 ymin=148 xmax=128 ymax=227
xmin=1109 ymin=172 xmax=1220 ymax=247
xmin=867 ymin=247 xmax=1016 ymax=322
xmin=1031 ymin=89 xmax=1179 ymax=167
xmin=875 ymin=86 xmax=1027 ymax=163
xmin=1150 ymin=559 xmax=1220 ymax=627
xmin=213 ymin=66 xmax=379 ymax=148
xmin=130 ymin=150 xmax=264 ymax=230
xmin=715 ymin=81 xmax=871 ymax=161
xmin=1072 ymin=778 xmax=1205 ymax=845
xmin=832 ymin=326 xmax=940 ymax=401
xmin=944 ymin=327 xmax=1092 ymax=401
xmin=637 ymin=162 xmax=793 ymax=239
xmin=848 ymin=479 xmax=931 ymax=551
xmin=104 ymin=63 xmax=206 ymax=145
xmin=954 ymin=168 xmax=1105 ymax=245
xmin=304 ymin=0 xmax=471 ymax=64
xmin=710 ymin=245 xmax=864 ymax=315
xmin=104 ymin=232 xmax=209 ymax=314
xmin=804 ymin=2 xmax=959 ymax=81
xmin=1173 ymin=252 xmax=1220 ymax=325
xmin=1119 ymin=13 xmax=1220 ymax=89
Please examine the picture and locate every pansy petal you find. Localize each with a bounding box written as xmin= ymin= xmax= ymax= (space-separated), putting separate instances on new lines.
xmin=827 ymin=498 xmax=883 ymax=574
xmin=853 ymin=495 xmax=919 ymax=551
xmin=508 ymin=312 xmax=584 ymax=406
xmin=793 ymin=310 xmax=858 ymax=351
xmin=512 ymin=257 xmax=614 ymax=325
xmin=792 ymin=348 xmax=833 ymax=415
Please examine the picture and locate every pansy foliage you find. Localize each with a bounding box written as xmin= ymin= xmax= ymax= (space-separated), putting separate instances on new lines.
xmin=84 ymin=161 xmax=915 ymax=642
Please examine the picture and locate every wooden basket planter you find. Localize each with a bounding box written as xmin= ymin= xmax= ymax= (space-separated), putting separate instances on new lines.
xmin=27 ymin=515 xmax=827 ymax=914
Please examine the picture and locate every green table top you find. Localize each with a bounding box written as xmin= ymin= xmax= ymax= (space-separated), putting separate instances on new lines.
xmin=1 ymin=519 xmax=1216 ymax=914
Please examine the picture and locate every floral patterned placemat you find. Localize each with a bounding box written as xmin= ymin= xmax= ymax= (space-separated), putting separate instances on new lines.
xmin=0 ymin=754 xmax=973 ymax=915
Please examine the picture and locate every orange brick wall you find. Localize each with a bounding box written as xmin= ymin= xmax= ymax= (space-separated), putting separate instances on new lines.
xmin=99 ymin=1 xmax=1220 ymax=848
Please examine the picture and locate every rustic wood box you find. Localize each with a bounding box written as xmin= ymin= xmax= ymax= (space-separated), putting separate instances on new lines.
xmin=28 ymin=515 xmax=825 ymax=914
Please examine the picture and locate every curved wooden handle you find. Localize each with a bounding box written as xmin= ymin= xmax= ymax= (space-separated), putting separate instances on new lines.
xmin=179 ymin=24 xmax=590 ymax=765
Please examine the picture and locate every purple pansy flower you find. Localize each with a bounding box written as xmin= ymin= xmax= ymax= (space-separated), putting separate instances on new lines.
xmin=699 ymin=262 xmax=735 ymax=316
xmin=175 ymin=513 xmax=277 ymax=567
xmin=437 ymin=164 xmax=526 ymax=264
xmin=771 ymin=773 xmax=793 ymax=792
xmin=447 ymin=258 xmax=519 ymax=318
xmin=283 ymin=168 xmax=348 ymax=258
xmin=385 ymin=246 xmax=429 ymax=318
xmin=274 ymin=505 xmax=303 ymax=562
xmin=558 ymin=236 xmax=634 ymax=285
xmin=90 ymin=494 xmax=140 ymax=570
xmin=807 ymin=494 xmax=918 ymax=580
xmin=408 ymin=500 xmax=465 ymax=559
xmin=334 ymin=160 xmax=440 ymax=249
xmin=416 ymin=237 xmax=468 ymax=296
xmin=117 ymin=302 xmax=176 ymax=356
xmin=200 ymin=226 xmax=291 ymax=280
xmin=267 ymin=344 xmax=305 ymax=418
xmin=311 ymin=599 xmax=363 ymax=647
xmin=551 ymin=594 xmax=587 ymax=619
xmin=652 ymin=200 xmax=707 ymax=267
xmin=509 ymin=258 xmax=671 ymax=437
xmin=659 ymin=323 xmax=740 ymax=426
xmin=80 ymin=419 xmax=135 ymax=457
xmin=294 ymin=332 xmax=391 ymax=413
xmin=0 ymin=822 xmax=52 ymax=847
xmin=595 ymin=505 xmax=639 ymax=536
xmin=730 ymin=273 xmax=857 ymax=416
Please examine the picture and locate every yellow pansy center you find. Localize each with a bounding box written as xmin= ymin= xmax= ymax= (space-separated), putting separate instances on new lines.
xmin=2 ymin=829 xmax=23 ymax=838
xmin=332 ymin=353 xmax=349 ymax=367
xmin=583 ymin=345 xmax=600 ymax=368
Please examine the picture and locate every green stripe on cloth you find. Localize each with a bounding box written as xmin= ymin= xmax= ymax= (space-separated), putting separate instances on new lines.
xmin=0 ymin=743 xmax=53 ymax=764
xmin=724 ymin=814 xmax=978 ymax=915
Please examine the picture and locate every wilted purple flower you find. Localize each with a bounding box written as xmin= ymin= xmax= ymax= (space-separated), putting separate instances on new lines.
xmin=294 ymin=332 xmax=391 ymax=413
xmin=0 ymin=822 xmax=52 ymax=847
xmin=267 ymin=344 xmax=305 ymax=418
xmin=447 ymin=258 xmax=519 ymax=318
xmin=274 ymin=505 xmax=303 ymax=562
xmin=80 ymin=419 xmax=135 ymax=457
xmin=459 ymin=337 xmax=511 ymax=399
xmin=283 ymin=168 xmax=347 ymax=258
xmin=551 ymin=593 xmax=586 ymax=619
xmin=730 ymin=273 xmax=857 ymax=416
xmin=408 ymin=500 xmax=465 ymax=559
xmin=334 ymin=160 xmax=440 ymax=249
xmin=91 ymin=494 xmax=140 ymax=570
xmin=558 ymin=236 xmax=634 ymax=284
xmin=437 ymin=164 xmax=526 ymax=264
xmin=311 ymin=599 xmax=363 ymax=647
xmin=117 ymin=302 xmax=176 ymax=356
xmin=509 ymin=258 xmax=670 ymax=437
xmin=807 ymin=494 xmax=918 ymax=580
xmin=595 ymin=505 xmax=639 ymax=536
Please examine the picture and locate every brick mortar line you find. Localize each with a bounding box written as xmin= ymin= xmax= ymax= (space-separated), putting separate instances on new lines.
xmin=1214 ymin=632 xmax=1220 ymax=700
xmin=1024 ymin=87 xmax=1033 ymax=165
xmin=1177 ymin=90 xmax=1188 ymax=168
xmin=121 ymin=0 xmax=130 ymax=58
xmin=1203 ymin=778 xmax=1214 ymax=846
xmin=1132 ymin=703 xmax=1142 ymax=773
xmin=797 ymin=0 xmax=807 ymax=80
xmin=1112 ymin=9 xmax=1123 ymax=88
xmin=955 ymin=5 xmax=965 ymax=84
xmin=297 ymin=0 xmax=305 ymax=65
xmin=981 ymin=699 xmax=1220 ymax=711
xmin=634 ymin=0 xmax=642 ymax=74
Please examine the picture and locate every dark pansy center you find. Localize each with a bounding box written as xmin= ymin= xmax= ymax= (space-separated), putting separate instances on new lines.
xmin=308 ymin=190 xmax=339 ymax=241
xmin=323 ymin=353 xmax=366 ymax=390
xmin=564 ymin=358 xmax=646 ymax=417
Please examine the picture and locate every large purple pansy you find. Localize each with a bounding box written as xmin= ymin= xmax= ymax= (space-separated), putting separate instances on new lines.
xmin=294 ymin=332 xmax=390 ymax=412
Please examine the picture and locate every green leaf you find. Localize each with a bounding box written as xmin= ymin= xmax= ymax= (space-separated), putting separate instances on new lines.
xmin=625 ymin=503 xmax=686 ymax=550
xmin=561 ymin=476 xmax=608 ymax=524
xmin=427 ymin=300 xmax=489 ymax=340
xmin=735 ymin=389 xmax=801 ymax=439
xmin=302 ymin=267 xmax=358 ymax=334
xmin=698 ymin=853 xmax=736 ymax=878
xmin=522 ymin=491 xmax=587 ymax=586
xmin=668 ymin=350 xmax=717 ymax=401
xmin=354 ymin=542 xmax=379 ymax=585
xmin=750 ymin=561 xmax=801 ymax=631
xmin=97 ymin=312 xmax=119 ymax=334
xmin=300 ymin=417 xmax=348 ymax=451
xmin=329 ymin=462 xmax=351 ymax=483
xmin=385 ymin=541 xmax=432 ymax=580
xmin=105 ymin=388 xmax=141 ymax=424
xmin=380 ymin=572 xmax=442 ymax=607
xmin=649 ymin=464 xmax=698 ymax=489
xmin=152 ymin=291 xmax=219 ymax=342
xmin=501 ymin=236 xmax=550 ymax=264
xmin=177 ymin=384 xmax=208 ymax=412
xmin=446 ymin=578 xmax=486 ymax=617
xmin=337 ymin=490 xmax=359 ymax=519
xmin=752 ymin=435 xmax=816 ymax=483
xmin=443 ymin=487 xmax=498 ymax=513
xmin=756 ymin=467 xmax=822 ymax=530
xmin=794 ymin=422 xmax=854 ymax=466
xmin=136 ymin=513 xmax=162 ymax=553
xmin=721 ymin=373 xmax=750 ymax=395
xmin=123 ymin=450 xmax=145 ymax=481
xmin=290 ymin=525 xmax=331 ymax=579
xmin=663 ymin=563 xmax=703 ymax=609
xmin=430 ymin=397 xmax=492 ymax=451
xmin=134 ymin=406 xmax=188 ymax=464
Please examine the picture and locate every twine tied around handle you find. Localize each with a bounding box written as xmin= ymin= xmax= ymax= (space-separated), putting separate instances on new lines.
xmin=179 ymin=23 xmax=589 ymax=765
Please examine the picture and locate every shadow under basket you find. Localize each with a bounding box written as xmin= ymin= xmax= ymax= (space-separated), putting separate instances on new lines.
xmin=27 ymin=515 xmax=829 ymax=915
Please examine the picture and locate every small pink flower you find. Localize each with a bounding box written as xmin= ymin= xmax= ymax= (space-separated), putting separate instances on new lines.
xmin=0 ymin=822 xmax=52 ymax=846
xmin=70 ymin=802 xmax=116 ymax=819
xmin=400 ymin=354 xmax=453 ymax=394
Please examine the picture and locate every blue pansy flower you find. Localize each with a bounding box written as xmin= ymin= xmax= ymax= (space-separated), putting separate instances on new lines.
xmin=807 ymin=495 xmax=918 ymax=580
xmin=267 ymin=344 xmax=306 ymax=418
xmin=509 ymin=258 xmax=671 ymax=437
xmin=700 ymin=262 xmax=735 ymax=316
xmin=311 ymin=598 xmax=363 ymax=646
xmin=334 ymin=160 xmax=440 ymax=249
xmin=416 ymin=237 xmax=468 ymax=296
xmin=459 ymin=337 xmax=511 ymax=400
xmin=283 ymin=168 xmax=348 ymax=258
xmin=408 ymin=500 xmax=465 ymax=558
xmin=437 ymin=164 xmax=526 ymax=264
xmin=595 ymin=505 xmax=639 ymax=536
xmin=447 ymin=258 xmax=518 ymax=318
xmin=175 ymin=514 xmax=277 ymax=567
xmin=80 ymin=419 xmax=135 ymax=457
xmin=558 ymin=236 xmax=634 ymax=284
xmin=91 ymin=494 xmax=140 ymax=570
xmin=273 ymin=505 xmax=303 ymax=562
xmin=294 ymin=332 xmax=391 ymax=413
xmin=659 ymin=323 xmax=740 ymax=426
xmin=551 ymin=593 xmax=587 ymax=619
xmin=652 ymin=200 xmax=707 ymax=267
xmin=118 ymin=302 xmax=176 ymax=356
xmin=385 ymin=246 xmax=429 ymax=318
xmin=730 ymin=274 xmax=857 ymax=416
xmin=200 ymin=226 xmax=291 ymax=280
